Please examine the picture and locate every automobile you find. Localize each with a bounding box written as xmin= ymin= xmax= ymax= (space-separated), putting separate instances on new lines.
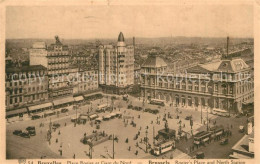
xmin=196 ymin=152 xmax=205 ymax=159
xmin=31 ymin=115 xmax=41 ymax=120
xmin=26 ymin=126 xmax=36 ymax=136
xmin=52 ymin=123 xmax=61 ymax=129
xmin=150 ymin=109 xmax=159 ymax=114
xmin=239 ymin=126 xmax=245 ymax=133
xmin=20 ymin=131 xmax=30 ymax=138
xmin=144 ymin=108 xmax=151 ymax=112
xmin=185 ymin=116 xmax=192 ymax=120
xmin=61 ymin=108 xmax=69 ymax=113
xmin=95 ymin=118 xmax=102 ymax=124
xmin=13 ymin=130 xmax=22 ymax=136
xmin=220 ymin=138 xmax=229 ymax=145
xmin=127 ymin=105 xmax=133 ymax=109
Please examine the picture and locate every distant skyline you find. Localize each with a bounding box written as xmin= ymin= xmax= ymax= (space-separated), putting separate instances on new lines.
xmin=6 ymin=5 xmax=253 ymax=39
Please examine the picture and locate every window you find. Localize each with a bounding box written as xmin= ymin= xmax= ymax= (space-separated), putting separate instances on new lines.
xmin=215 ymin=84 xmax=218 ymax=92
xmin=201 ymin=82 xmax=206 ymax=92
xmin=164 ymin=83 xmax=168 ymax=88
xmin=19 ymin=81 xmax=22 ymax=85
xmin=222 ymin=84 xmax=227 ymax=94
xmin=19 ymin=96 xmax=22 ymax=102
xmin=182 ymin=81 xmax=186 ymax=90
xmin=15 ymin=97 xmax=17 ymax=103
xmin=19 ymin=88 xmax=22 ymax=93
xmin=194 ymin=82 xmax=199 ymax=91
xmin=10 ymin=98 xmax=13 ymax=104
xmin=188 ymin=82 xmax=192 ymax=91
xmin=176 ymin=82 xmax=180 ymax=89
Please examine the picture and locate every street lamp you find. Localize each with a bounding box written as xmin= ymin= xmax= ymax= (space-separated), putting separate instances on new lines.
xmin=145 ymin=130 xmax=148 ymax=153
xmin=206 ymin=107 xmax=209 ymax=131
xmin=201 ymin=100 xmax=203 ymax=124
xmin=74 ymin=105 xmax=78 ymax=127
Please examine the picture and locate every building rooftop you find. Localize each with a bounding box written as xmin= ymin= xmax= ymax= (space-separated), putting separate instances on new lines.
xmin=231 ymin=132 xmax=254 ymax=156
xmin=142 ymin=55 xmax=167 ymax=68
xmin=32 ymin=42 xmax=46 ymax=49
xmin=118 ymin=32 xmax=125 ymax=42
xmin=6 ymin=65 xmax=47 ymax=73
xmin=187 ymin=58 xmax=250 ymax=73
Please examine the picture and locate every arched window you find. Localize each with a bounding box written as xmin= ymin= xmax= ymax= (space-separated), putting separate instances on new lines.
xmin=182 ymin=81 xmax=186 ymax=90
xmin=222 ymin=84 xmax=227 ymax=94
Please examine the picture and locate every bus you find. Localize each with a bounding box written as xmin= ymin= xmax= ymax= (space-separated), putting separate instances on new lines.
xmin=96 ymin=104 xmax=109 ymax=113
xmin=212 ymin=109 xmax=229 ymax=117
xmin=149 ymin=99 xmax=165 ymax=106
xmin=209 ymin=126 xmax=224 ymax=139
xmin=44 ymin=110 xmax=56 ymax=118
xmin=193 ymin=131 xmax=212 ymax=145
xmin=153 ymin=140 xmax=175 ymax=156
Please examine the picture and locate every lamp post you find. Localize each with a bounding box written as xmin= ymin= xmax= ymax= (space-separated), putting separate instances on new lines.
xmin=190 ymin=118 xmax=193 ymax=136
xmin=145 ymin=130 xmax=148 ymax=153
xmin=112 ymin=134 xmax=115 ymax=159
xmin=200 ymin=100 xmax=203 ymax=124
xmin=75 ymin=105 xmax=78 ymax=127
xmin=207 ymin=107 xmax=209 ymax=131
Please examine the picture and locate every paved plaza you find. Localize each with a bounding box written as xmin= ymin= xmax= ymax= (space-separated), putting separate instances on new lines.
xmin=6 ymin=95 xmax=248 ymax=159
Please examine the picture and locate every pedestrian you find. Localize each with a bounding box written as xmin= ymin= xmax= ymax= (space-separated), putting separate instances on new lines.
xmin=73 ymin=153 xmax=75 ymax=159
xmin=56 ymin=138 xmax=58 ymax=143
xmin=65 ymin=122 xmax=67 ymax=126
xmin=58 ymin=130 xmax=61 ymax=135
xmin=135 ymin=150 xmax=138 ymax=155
xmin=128 ymin=146 xmax=131 ymax=151
xmin=125 ymin=138 xmax=128 ymax=143
xmin=231 ymin=124 xmax=233 ymax=129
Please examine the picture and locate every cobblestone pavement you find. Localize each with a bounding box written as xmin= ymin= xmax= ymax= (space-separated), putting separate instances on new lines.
xmin=7 ymin=94 xmax=241 ymax=159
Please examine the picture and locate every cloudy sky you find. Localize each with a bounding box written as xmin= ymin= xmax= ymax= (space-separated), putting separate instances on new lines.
xmin=6 ymin=5 xmax=253 ymax=39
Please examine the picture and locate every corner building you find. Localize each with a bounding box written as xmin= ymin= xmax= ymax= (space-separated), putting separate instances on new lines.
xmin=98 ymin=32 xmax=135 ymax=94
xmin=30 ymin=36 xmax=73 ymax=99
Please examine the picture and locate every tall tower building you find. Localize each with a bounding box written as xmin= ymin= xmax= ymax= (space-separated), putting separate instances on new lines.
xmin=99 ymin=32 xmax=135 ymax=94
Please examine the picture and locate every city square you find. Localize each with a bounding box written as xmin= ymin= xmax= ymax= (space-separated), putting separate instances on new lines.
xmin=6 ymin=94 xmax=250 ymax=159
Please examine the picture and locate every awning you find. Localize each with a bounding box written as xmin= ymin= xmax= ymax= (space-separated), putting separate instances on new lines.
xmin=110 ymin=113 xmax=117 ymax=117
xmin=213 ymin=108 xmax=228 ymax=113
xmin=89 ymin=114 xmax=98 ymax=119
xmin=74 ymin=96 xmax=84 ymax=102
xmin=80 ymin=116 xmax=89 ymax=120
xmin=98 ymin=104 xmax=107 ymax=109
xmin=53 ymin=96 xmax=75 ymax=106
xmin=44 ymin=110 xmax=56 ymax=115
xmin=6 ymin=108 xmax=27 ymax=117
xmin=28 ymin=102 xmax=53 ymax=111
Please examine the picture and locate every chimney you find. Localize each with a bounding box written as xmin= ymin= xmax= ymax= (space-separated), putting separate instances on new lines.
xmin=226 ymin=36 xmax=229 ymax=58
xmin=133 ymin=37 xmax=135 ymax=56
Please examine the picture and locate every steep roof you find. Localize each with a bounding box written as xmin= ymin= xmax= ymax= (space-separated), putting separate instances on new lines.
xmin=187 ymin=58 xmax=250 ymax=73
xmin=118 ymin=32 xmax=125 ymax=42
xmin=142 ymin=55 xmax=167 ymax=68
